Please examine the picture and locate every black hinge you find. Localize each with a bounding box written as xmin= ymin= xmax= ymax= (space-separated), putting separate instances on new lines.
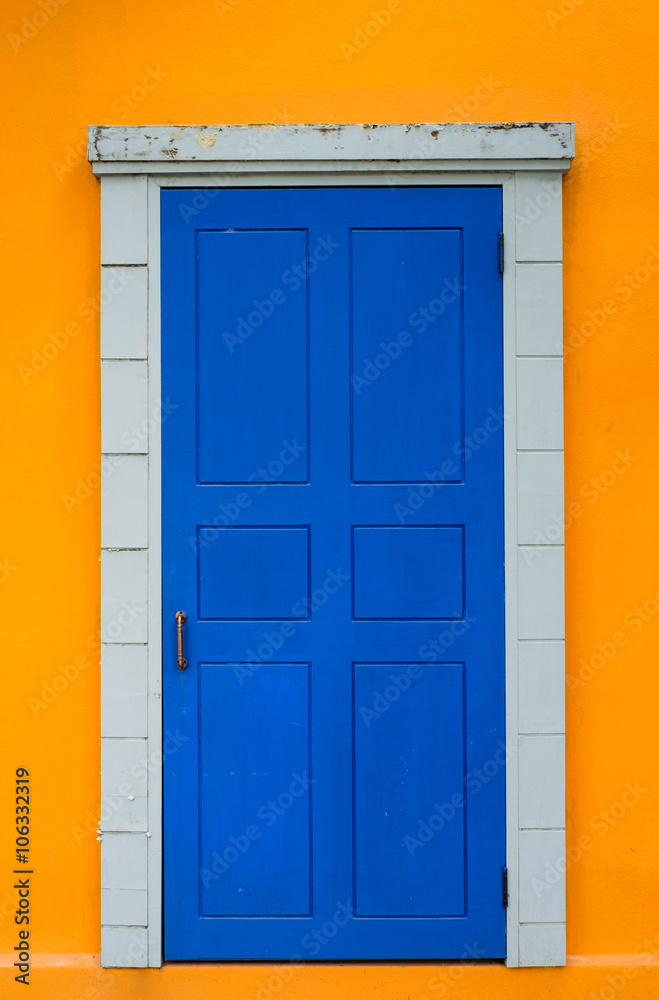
xmin=502 ymin=867 xmax=509 ymax=908
xmin=498 ymin=232 xmax=505 ymax=273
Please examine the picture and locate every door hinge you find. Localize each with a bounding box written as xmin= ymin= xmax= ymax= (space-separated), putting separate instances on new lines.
xmin=498 ymin=233 xmax=505 ymax=273
xmin=502 ymin=867 xmax=509 ymax=908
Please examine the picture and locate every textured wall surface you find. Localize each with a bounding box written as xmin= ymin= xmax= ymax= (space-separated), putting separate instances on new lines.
xmin=1 ymin=0 xmax=658 ymax=994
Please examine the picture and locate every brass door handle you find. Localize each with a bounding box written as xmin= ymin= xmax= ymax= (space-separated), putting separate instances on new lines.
xmin=175 ymin=611 xmax=188 ymax=670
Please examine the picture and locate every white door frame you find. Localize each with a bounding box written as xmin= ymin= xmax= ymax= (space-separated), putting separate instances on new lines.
xmin=89 ymin=122 xmax=573 ymax=969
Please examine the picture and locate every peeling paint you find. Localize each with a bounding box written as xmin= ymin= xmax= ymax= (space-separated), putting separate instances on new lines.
xmin=86 ymin=123 xmax=574 ymax=164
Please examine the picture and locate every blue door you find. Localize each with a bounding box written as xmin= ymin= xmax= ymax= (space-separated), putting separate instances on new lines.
xmin=162 ymin=187 xmax=505 ymax=960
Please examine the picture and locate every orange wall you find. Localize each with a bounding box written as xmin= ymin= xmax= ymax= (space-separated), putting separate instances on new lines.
xmin=1 ymin=0 xmax=658 ymax=995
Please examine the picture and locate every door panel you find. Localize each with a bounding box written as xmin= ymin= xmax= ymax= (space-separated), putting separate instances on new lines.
xmin=162 ymin=186 xmax=505 ymax=960
xmin=350 ymin=228 xmax=462 ymax=484
xmin=199 ymin=661 xmax=311 ymax=917
xmin=353 ymin=661 xmax=465 ymax=917
xmin=351 ymin=525 xmax=464 ymax=620
xmin=197 ymin=229 xmax=309 ymax=485
xmin=198 ymin=525 xmax=310 ymax=620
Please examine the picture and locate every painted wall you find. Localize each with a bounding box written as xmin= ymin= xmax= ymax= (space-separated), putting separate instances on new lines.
xmin=1 ymin=0 xmax=658 ymax=996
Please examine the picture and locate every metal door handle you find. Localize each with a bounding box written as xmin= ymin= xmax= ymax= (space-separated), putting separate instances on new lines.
xmin=175 ymin=611 xmax=188 ymax=670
